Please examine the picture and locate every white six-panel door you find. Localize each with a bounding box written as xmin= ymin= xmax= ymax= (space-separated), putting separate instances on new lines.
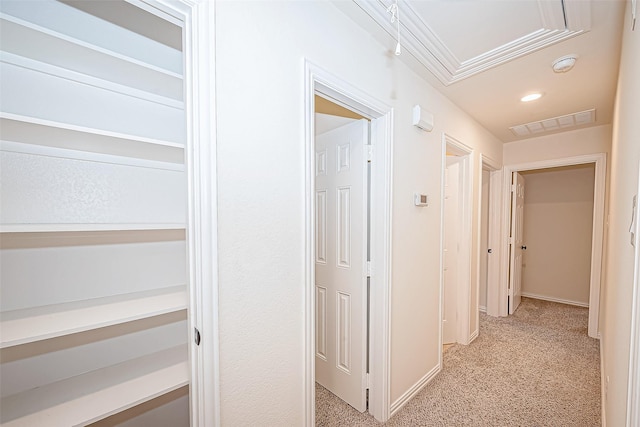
xmin=509 ymin=172 xmax=525 ymax=314
xmin=315 ymin=119 xmax=368 ymax=412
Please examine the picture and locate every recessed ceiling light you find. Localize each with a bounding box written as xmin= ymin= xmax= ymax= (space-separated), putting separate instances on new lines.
xmin=521 ymin=93 xmax=543 ymax=102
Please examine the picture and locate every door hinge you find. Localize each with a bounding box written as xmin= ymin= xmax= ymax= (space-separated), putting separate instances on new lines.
xmin=367 ymin=261 xmax=372 ymax=277
xmin=366 ymin=145 xmax=373 ymax=162
xmin=365 ymin=373 xmax=371 ymax=389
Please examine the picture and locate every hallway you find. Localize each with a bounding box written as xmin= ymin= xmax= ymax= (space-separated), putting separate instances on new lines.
xmin=317 ymin=298 xmax=600 ymax=426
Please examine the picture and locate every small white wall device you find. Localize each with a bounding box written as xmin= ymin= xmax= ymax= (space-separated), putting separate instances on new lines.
xmin=412 ymin=105 xmax=434 ymax=132
xmin=414 ymin=193 xmax=429 ymax=206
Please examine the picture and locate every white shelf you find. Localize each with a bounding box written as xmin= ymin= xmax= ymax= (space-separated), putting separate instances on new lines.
xmin=0 ymin=15 xmax=182 ymax=102
xmin=0 ymin=286 xmax=187 ymax=349
xmin=0 ymin=1 xmax=182 ymax=76
xmin=0 ymin=224 xmax=186 ymax=234
xmin=0 ymin=113 xmax=184 ymax=165
xmin=0 ymin=346 xmax=188 ymax=427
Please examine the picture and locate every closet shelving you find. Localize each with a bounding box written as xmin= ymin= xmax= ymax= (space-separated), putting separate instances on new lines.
xmin=0 ymin=1 xmax=190 ymax=425
xmin=0 ymin=285 xmax=187 ymax=349
xmin=0 ymin=8 xmax=183 ymax=102
xmin=0 ymin=113 xmax=185 ymax=166
xmin=0 ymin=347 xmax=188 ymax=427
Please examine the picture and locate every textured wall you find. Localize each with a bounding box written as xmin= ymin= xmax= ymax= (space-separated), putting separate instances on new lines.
xmin=215 ymin=0 xmax=503 ymax=423
xmin=602 ymin=1 xmax=640 ymax=425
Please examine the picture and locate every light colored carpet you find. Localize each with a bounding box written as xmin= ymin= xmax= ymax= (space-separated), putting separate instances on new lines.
xmin=316 ymin=297 xmax=601 ymax=426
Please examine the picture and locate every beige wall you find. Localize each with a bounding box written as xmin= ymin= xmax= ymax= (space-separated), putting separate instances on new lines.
xmin=520 ymin=165 xmax=595 ymax=306
xmin=503 ymin=124 xmax=612 ymax=165
xmin=601 ymin=1 xmax=640 ymax=425
xmin=215 ymin=1 xmax=503 ymax=423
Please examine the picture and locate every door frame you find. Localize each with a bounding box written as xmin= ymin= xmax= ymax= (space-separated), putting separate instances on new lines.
xmin=498 ymin=153 xmax=607 ymax=338
xmin=440 ymin=133 xmax=474 ymax=347
xmin=627 ymin=159 xmax=640 ymax=426
xmin=169 ymin=0 xmax=220 ymax=425
xmin=480 ymin=155 xmax=502 ymax=319
xmin=304 ymin=60 xmax=394 ymax=424
xmin=146 ymin=1 xmax=220 ymax=425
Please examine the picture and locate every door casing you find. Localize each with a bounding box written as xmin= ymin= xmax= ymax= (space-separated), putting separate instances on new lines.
xmin=481 ymin=155 xmax=502 ymax=319
xmin=145 ymin=1 xmax=220 ymax=426
xmin=304 ymin=60 xmax=393 ymax=424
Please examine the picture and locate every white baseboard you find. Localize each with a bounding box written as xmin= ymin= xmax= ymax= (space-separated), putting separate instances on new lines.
xmin=389 ymin=363 xmax=440 ymax=417
xmin=479 ymin=305 xmax=487 ymax=313
xmin=521 ymin=292 xmax=589 ymax=308
xmin=469 ymin=329 xmax=479 ymax=343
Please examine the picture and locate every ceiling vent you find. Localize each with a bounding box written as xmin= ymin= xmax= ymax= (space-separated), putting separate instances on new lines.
xmin=509 ymin=109 xmax=596 ymax=137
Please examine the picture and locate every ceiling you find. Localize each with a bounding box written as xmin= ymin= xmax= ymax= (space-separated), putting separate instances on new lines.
xmin=334 ymin=0 xmax=627 ymax=143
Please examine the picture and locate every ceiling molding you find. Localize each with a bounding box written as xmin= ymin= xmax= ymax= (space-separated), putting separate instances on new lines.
xmin=352 ymin=0 xmax=591 ymax=86
xmin=564 ymin=0 xmax=592 ymax=31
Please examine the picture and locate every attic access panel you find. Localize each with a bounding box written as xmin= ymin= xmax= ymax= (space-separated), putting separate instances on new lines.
xmin=352 ymin=0 xmax=590 ymax=85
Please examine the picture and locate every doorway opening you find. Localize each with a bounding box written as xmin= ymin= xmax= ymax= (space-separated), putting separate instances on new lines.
xmin=499 ymin=154 xmax=606 ymax=338
xmin=479 ymin=156 xmax=502 ymax=319
xmin=440 ymin=134 xmax=473 ymax=350
xmin=313 ymin=96 xmax=369 ymax=414
xmin=304 ymin=60 xmax=393 ymax=424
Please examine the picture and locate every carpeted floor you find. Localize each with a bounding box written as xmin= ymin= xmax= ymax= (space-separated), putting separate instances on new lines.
xmin=316 ymin=297 xmax=601 ymax=426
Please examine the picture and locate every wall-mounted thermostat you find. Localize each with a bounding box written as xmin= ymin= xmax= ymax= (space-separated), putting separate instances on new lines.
xmin=414 ymin=193 xmax=429 ymax=206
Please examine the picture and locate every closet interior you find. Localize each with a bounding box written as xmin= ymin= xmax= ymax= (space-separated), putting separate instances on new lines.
xmin=0 ymin=1 xmax=191 ymax=425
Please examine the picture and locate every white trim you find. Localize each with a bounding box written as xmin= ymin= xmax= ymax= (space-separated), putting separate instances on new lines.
xmin=498 ymin=153 xmax=606 ymax=339
xmin=520 ymin=292 xmax=589 ymax=308
xmin=441 ymin=134 xmax=474 ymax=345
xmin=304 ymin=59 xmax=393 ymax=424
xmin=627 ymin=160 xmax=640 ymax=427
xmin=478 ymin=155 xmax=501 ymax=324
xmin=468 ymin=329 xmax=479 ymax=343
xmin=350 ymin=0 xmax=588 ymax=85
xmin=602 ymin=336 xmax=608 ymax=427
xmin=438 ymin=135 xmax=445 ymax=368
xmin=157 ymin=0 xmax=221 ymax=425
xmin=0 ymin=223 xmax=185 ymax=233
xmin=483 ymin=156 xmax=503 ymax=318
xmin=389 ymin=363 xmax=440 ymax=417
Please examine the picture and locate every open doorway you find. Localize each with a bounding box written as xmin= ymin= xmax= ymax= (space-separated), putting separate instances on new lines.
xmin=304 ymin=61 xmax=393 ymax=424
xmin=519 ymin=165 xmax=595 ymax=309
xmin=479 ymin=157 xmax=501 ymax=318
xmin=499 ymin=154 xmax=606 ymax=338
xmin=440 ymin=134 xmax=473 ymax=350
xmin=313 ymin=96 xmax=369 ymax=413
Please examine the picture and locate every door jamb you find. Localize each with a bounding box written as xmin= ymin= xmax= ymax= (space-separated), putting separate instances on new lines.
xmin=627 ymin=159 xmax=640 ymax=426
xmin=146 ymin=1 xmax=220 ymax=425
xmin=624 ymin=159 xmax=640 ymax=427
xmin=480 ymin=156 xmax=502 ymax=319
xmin=440 ymin=134 xmax=474 ymax=346
xmin=304 ymin=60 xmax=394 ymax=424
xmin=498 ymin=153 xmax=606 ymax=338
